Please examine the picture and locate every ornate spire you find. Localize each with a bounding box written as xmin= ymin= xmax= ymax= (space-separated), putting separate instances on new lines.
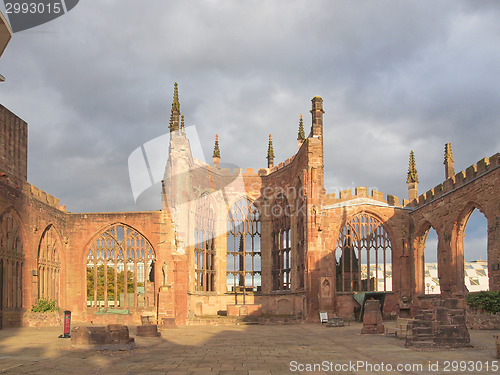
xmin=181 ymin=114 xmax=185 ymax=133
xmin=406 ymin=150 xmax=419 ymax=183
xmin=297 ymin=114 xmax=305 ymax=141
xmin=172 ymin=82 xmax=180 ymax=113
xmin=213 ymin=134 xmax=221 ymax=167
xmin=444 ymin=143 xmax=453 ymax=162
xmin=169 ymin=82 xmax=181 ymax=132
xmin=267 ymin=134 xmax=275 ymax=168
xmin=444 ymin=142 xmax=454 ymax=179
xmin=213 ymin=134 xmax=221 ymax=159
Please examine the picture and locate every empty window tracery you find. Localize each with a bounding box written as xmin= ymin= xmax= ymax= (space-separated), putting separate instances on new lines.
xmin=86 ymin=224 xmax=155 ymax=308
xmin=227 ymin=198 xmax=261 ymax=292
xmin=272 ymin=193 xmax=291 ymax=291
xmin=38 ymin=225 xmax=61 ymax=304
xmin=194 ymin=194 xmax=216 ymax=292
xmin=335 ymin=213 xmax=391 ymax=292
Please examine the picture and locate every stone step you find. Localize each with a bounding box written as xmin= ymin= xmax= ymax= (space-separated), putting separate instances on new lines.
xmin=415 ymin=313 xmax=433 ymax=320
xmin=413 ymin=321 xmax=433 ymax=328
xmin=413 ymin=327 xmax=432 ymax=335
xmin=412 ymin=335 xmax=434 ymax=341
xmin=411 ymin=340 xmax=434 ymax=348
xmin=187 ymin=315 xmax=304 ymax=326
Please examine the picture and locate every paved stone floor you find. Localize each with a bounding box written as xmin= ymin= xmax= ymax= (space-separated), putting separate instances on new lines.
xmin=0 ymin=322 xmax=499 ymax=374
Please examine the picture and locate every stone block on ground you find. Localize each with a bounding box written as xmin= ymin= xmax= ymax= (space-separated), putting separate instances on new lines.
xmin=71 ymin=324 xmax=135 ymax=350
xmin=361 ymin=299 xmax=384 ymax=334
xmin=136 ymin=324 xmax=161 ymax=337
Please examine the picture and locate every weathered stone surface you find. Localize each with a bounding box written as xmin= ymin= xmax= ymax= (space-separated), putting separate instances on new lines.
xmin=136 ymin=324 xmax=161 ymax=337
xmin=406 ymin=299 xmax=471 ymax=348
xmin=71 ymin=324 xmax=135 ymax=350
xmin=361 ymin=300 xmax=384 ymax=334
xmin=326 ymin=317 xmax=345 ymax=327
xmin=467 ymin=310 xmax=500 ymax=330
xmin=23 ymin=311 xmax=62 ymax=327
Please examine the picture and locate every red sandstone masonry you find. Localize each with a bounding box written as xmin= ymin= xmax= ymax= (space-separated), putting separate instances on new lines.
xmin=0 ymin=105 xmax=27 ymax=182
xmin=1 ymin=96 xmax=499 ymax=330
xmin=413 ymin=153 xmax=499 ymax=207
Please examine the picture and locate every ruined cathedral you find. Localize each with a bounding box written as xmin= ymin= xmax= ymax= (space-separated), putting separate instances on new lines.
xmin=0 ymin=80 xmax=499 ymax=329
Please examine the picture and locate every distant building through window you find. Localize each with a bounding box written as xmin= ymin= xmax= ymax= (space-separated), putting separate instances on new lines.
xmin=86 ymin=224 xmax=155 ymax=308
xmin=226 ymin=198 xmax=261 ymax=292
xmin=336 ymin=213 xmax=392 ymax=292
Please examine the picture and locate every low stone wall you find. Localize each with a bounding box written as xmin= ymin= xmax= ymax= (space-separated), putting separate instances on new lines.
xmin=467 ymin=309 xmax=500 ymax=330
xmin=227 ymin=304 xmax=262 ymax=316
xmin=23 ymin=311 xmax=62 ymax=327
xmin=1 ymin=309 xmax=24 ymax=328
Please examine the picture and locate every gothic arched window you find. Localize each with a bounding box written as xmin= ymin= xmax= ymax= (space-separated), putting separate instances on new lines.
xmin=272 ymin=193 xmax=291 ymax=290
xmin=227 ymin=198 xmax=261 ymax=292
xmin=86 ymin=224 xmax=155 ymax=308
xmin=38 ymin=225 xmax=61 ymax=304
xmin=335 ymin=213 xmax=392 ymax=292
xmin=194 ymin=194 xmax=216 ymax=292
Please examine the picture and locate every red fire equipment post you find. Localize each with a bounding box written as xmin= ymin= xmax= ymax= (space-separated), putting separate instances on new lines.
xmin=59 ymin=310 xmax=71 ymax=338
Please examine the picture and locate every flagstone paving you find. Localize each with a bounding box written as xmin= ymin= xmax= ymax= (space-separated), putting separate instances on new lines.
xmin=0 ymin=322 xmax=499 ymax=374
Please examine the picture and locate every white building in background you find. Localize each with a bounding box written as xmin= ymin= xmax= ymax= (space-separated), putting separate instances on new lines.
xmin=362 ymin=261 xmax=489 ymax=294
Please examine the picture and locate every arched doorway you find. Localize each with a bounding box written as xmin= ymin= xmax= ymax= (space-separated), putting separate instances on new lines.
xmin=463 ymin=209 xmax=488 ymax=292
xmin=422 ymin=227 xmax=439 ymax=295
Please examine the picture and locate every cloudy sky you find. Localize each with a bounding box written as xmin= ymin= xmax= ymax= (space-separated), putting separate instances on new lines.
xmin=1 ymin=1 xmax=496 ymax=260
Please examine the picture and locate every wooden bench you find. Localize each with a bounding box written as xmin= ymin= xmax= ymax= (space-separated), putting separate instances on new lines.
xmin=385 ymin=317 xmax=412 ymax=339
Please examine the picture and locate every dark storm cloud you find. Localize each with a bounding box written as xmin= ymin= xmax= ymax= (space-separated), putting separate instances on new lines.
xmin=0 ymin=0 xmax=498 ymax=234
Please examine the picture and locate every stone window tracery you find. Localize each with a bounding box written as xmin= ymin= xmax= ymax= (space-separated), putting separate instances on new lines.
xmin=194 ymin=194 xmax=216 ymax=292
xmin=86 ymin=224 xmax=155 ymax=308
xmin=272 ymin=193 xmax=291 ymax=291
xmin=335 ymin=213 xmax=391 ymax=292
xmin=38 ymin=225 xmax=61 ymax=304
xmin=226 ymin=198 xmax=261 ymax=292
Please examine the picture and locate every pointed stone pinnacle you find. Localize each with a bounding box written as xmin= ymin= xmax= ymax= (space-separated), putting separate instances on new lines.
xmin=172 ymin=82 xmax=180 ymax=113
xmin=267 ymin=134 xmax=275 ymax=160
xmin=406 ymin=150 xmax=419 ymax=183
xmin=444 ymin=142 xmax=454 ymax=164
xmin=297 ymin=114 xmax=305 ymax=141
xmin=213 ymin=134 xmax=221 ymax=158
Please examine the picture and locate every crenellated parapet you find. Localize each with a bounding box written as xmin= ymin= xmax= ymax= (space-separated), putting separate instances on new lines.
xmin=322 ymin=186 xmax=407 ymax=209
xmin=412 ymin=153 xmax=499 ymax=208
xmin=26 ymin=183 xmax=65 ymax=210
